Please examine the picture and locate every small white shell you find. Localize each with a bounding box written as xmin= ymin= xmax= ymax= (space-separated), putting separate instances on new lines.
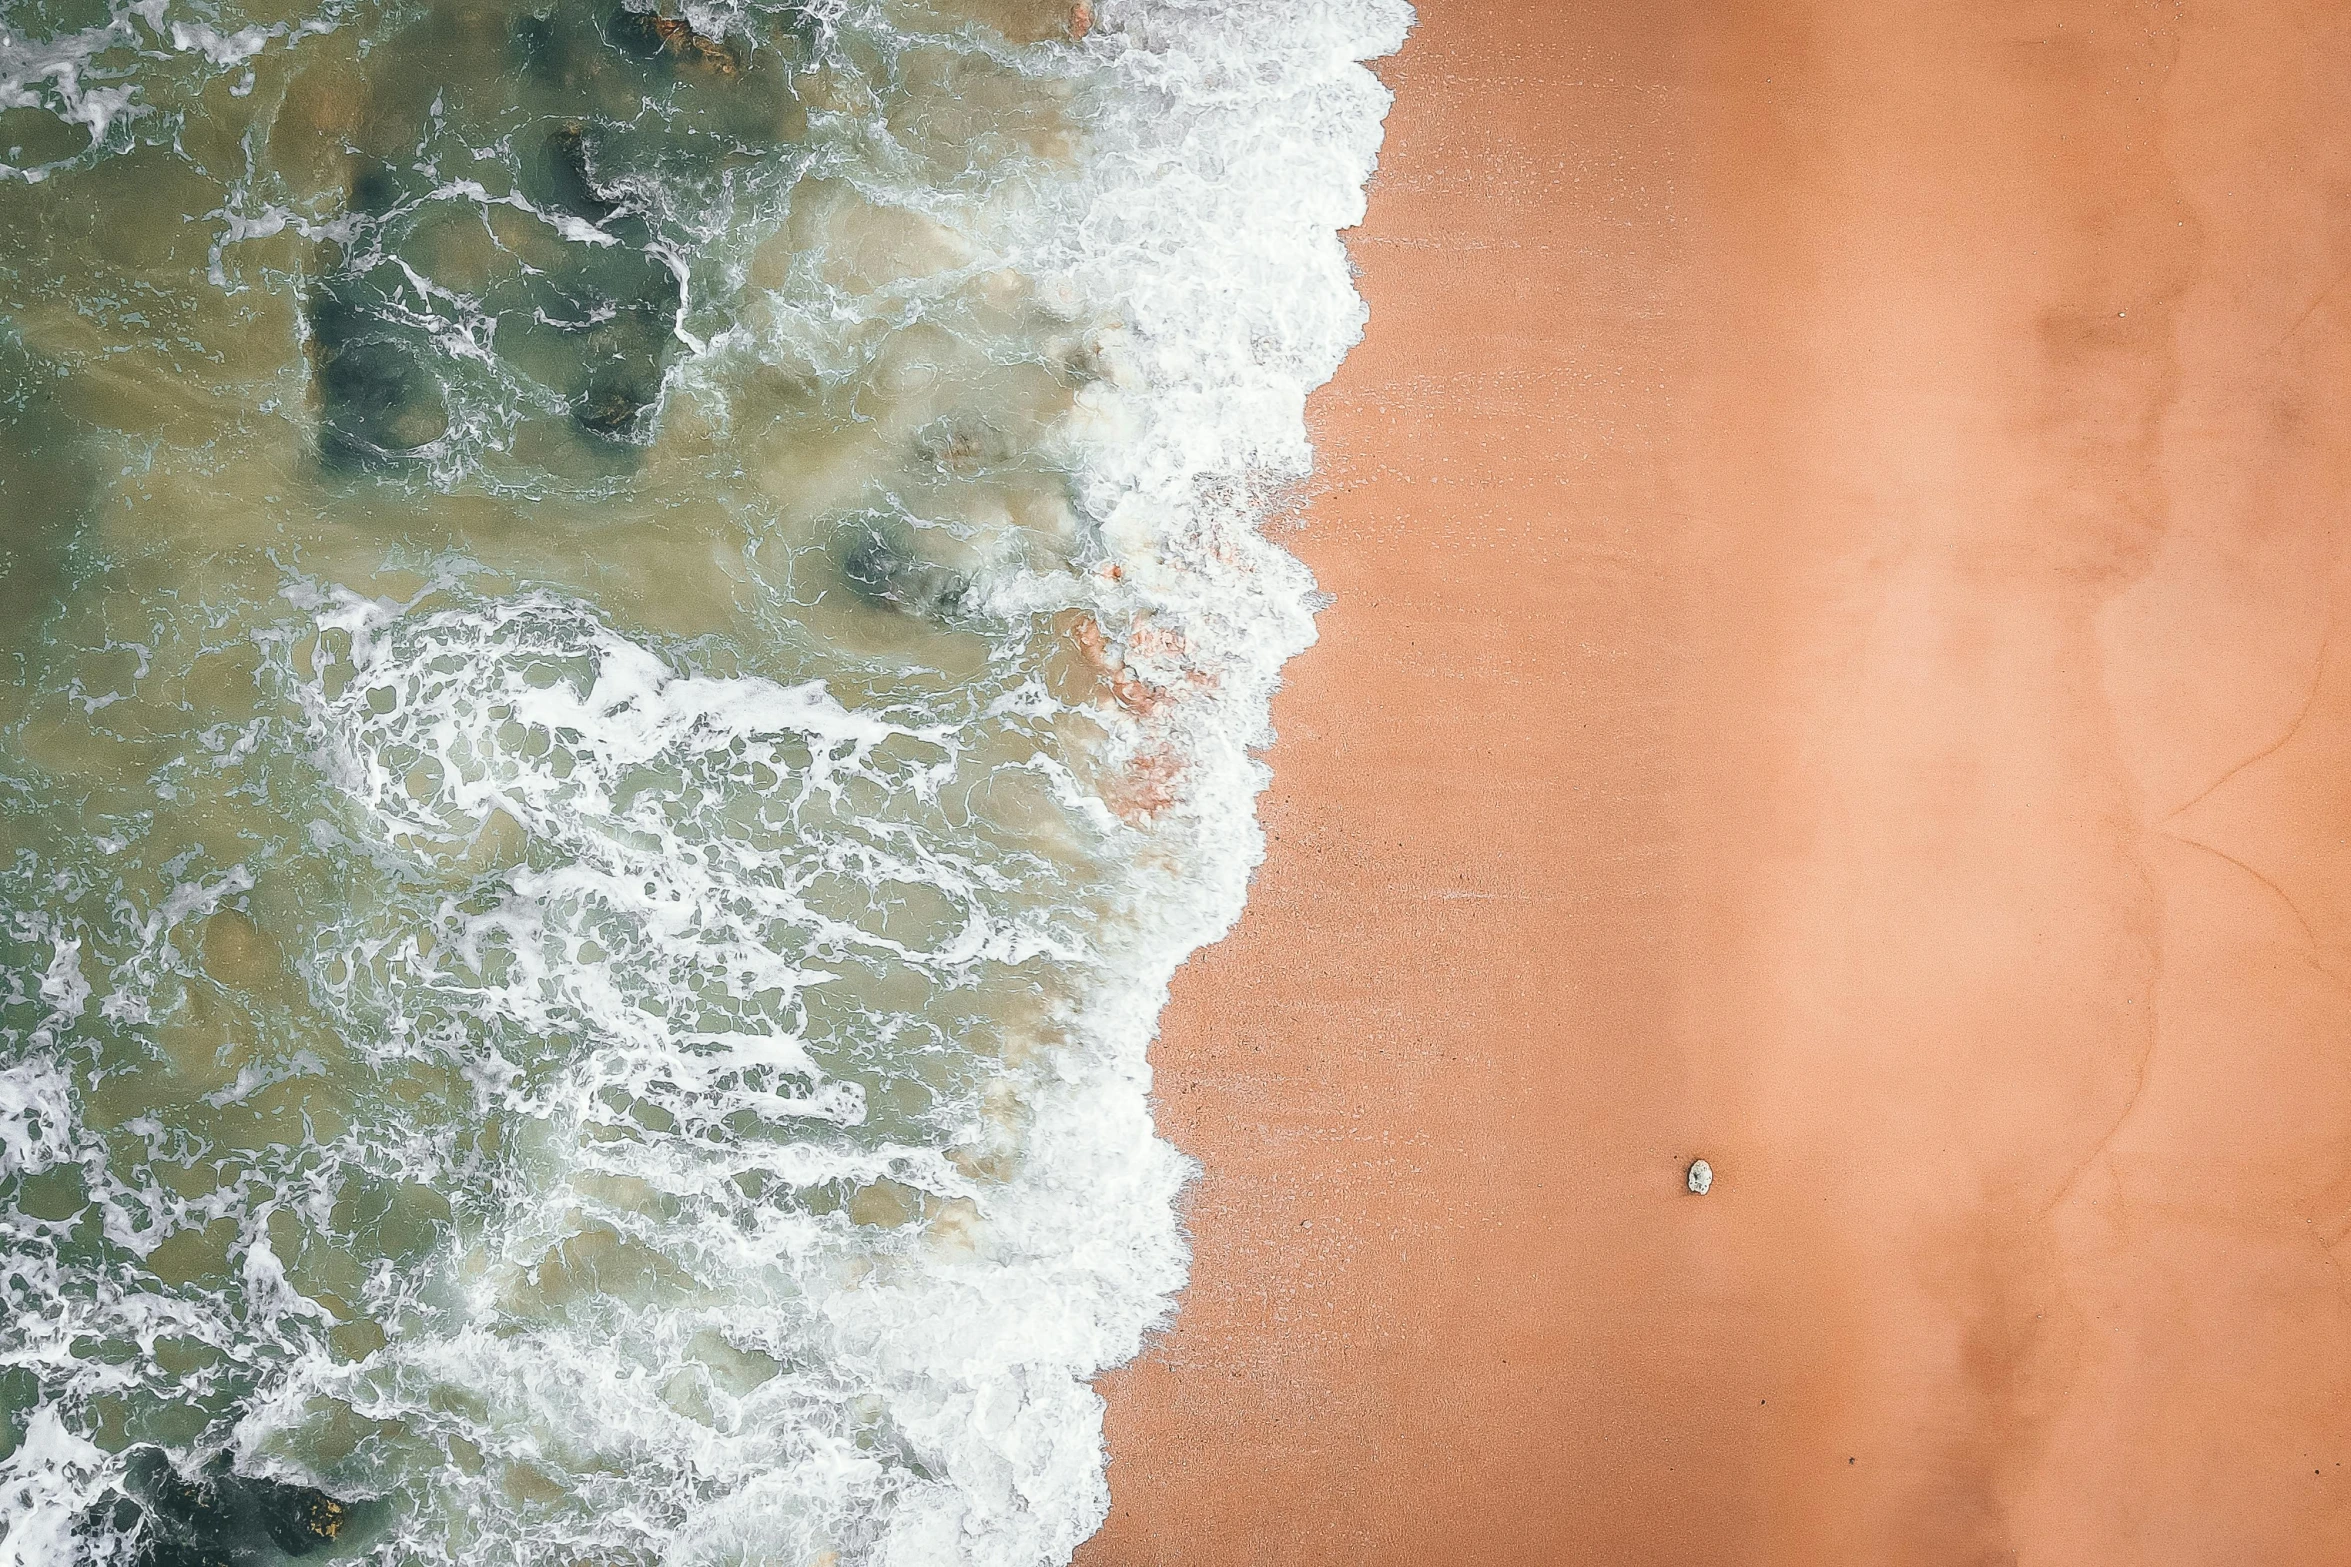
xmin=1686 ymin=1159 xmax=1713 ymax=1195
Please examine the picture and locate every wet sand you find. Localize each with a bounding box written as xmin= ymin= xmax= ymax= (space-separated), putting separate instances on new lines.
xmin=1083 ymin=1 xmax=2351 ymax=1562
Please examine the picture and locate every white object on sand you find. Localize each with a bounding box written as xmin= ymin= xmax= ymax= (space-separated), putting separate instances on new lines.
xmin=1687 ymin=1159 xmax=1713 ymax=1195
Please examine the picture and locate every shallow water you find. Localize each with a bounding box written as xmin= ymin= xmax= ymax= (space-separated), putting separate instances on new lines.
xmin=0 ymin=1 xmax=1406 ymax=1561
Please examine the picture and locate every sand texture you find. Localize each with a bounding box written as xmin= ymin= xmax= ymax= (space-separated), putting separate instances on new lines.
xmin=1082 ymin=1 xmax=2351 ymax=1561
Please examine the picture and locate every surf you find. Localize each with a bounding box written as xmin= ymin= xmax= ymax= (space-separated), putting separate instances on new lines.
xmin=0 ymin=1 xmax=1409 ymax=1561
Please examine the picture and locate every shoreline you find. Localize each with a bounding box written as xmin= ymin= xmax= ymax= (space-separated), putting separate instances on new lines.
xmin=1084 ymin=5 xmax=1748 ymax=1558
xmin=1085 ymin=1 xmax=2351 ymax=1561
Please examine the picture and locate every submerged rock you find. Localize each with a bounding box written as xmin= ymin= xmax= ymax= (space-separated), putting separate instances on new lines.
xmin=255 ymin=1485 xmax=354 ymax=1557
xmin=77 ymin=1447 xmax=365 ymax=1564
xmin=541 ymin=121 xmax=621 ymax=221
xmin=308 ymin=295 xmax=450 ymax=467
xmin=913 ymin=419 xmax=1011 ymax=477
xmin=607 ymin=8 xmax=741 ymax=78
xmin=570 ymin=288 xmax=680 ymax=440
xmin=345 ymin=160 xmax=404 ymax=218
xmin=841 ymin=525 xmax=969 ymax=620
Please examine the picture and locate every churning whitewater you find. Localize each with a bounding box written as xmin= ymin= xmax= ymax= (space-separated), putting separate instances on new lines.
xmin=0 ymin=0 xmax=1407 ymax=1561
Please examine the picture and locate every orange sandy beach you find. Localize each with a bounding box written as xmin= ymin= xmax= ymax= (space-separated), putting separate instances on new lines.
xmin=1083 ymin=2 xmax=2351 ymax=1562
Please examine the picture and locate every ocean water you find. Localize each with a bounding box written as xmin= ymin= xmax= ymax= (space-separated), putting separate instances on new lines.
xmin=0 ymin=0 xmax=1407 ymax=1561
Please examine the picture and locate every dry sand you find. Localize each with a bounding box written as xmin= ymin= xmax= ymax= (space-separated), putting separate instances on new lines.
xmin=1082 ymin=1 xmax=2351 ymax=1562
